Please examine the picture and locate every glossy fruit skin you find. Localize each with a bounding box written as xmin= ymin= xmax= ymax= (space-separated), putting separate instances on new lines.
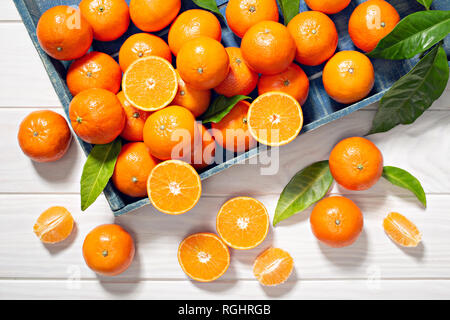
xmin=329 ymin=137 xmax=383 ymax=191
xmin=177 ymin=37 xmax=230 ymax=90
xmin=36 ymin=5 xmax=93 ymax=61
xmin=112 ymin=142 xmax=159 ymax=197
xmin=211 ymin=100 xmax=257 ymax=153
xmin=241 ymin=21 xmax=296 ymax=75
xmin=18 ymin=110 xmax=72 ymax=162
xmin=69 ymin=88 xmax=126 ymax=145
xmin=82 ymin=224 xmax=135 ymax=276
xmin=172 ymin=71 xmax=211 ymax=118
xmin=310 ymin=196 xmax=364 ymax=248
xmin=117 ymin=91 xmax=150 ymax=142
xmin=305 ymin=0 xmax=351 ymax=14
xmin=143 ymin=106 xmax=197 ymax=160
xmin=349 ymin=0 xmax=400 ymax=53
xmin=66 ymin=51 xmax=122 ymax=96
xmin=129 ymin=0 xmax=181 ymax=32
xmin=33 ymin=206 xmax=74 ymax=244
xmin=214 ymin=47 xmax=259 ymax=98
xmin=323 ymin=50 xmax=375 ymax=104
xmin=287 ymin=11 xmax=338 ymax=66
xmin=226 ymin=0 xmax=279 ymax=38
xmin=168 ymin=9 xmax=222 ymax=56
xmin=258 ymin=63 xmax=309 ymax=105
xmin=79 ymin=0 xmax=130 ymax=42
xmin=119 ymin=33 xmax=172 ymax=72
xmin=190 ymin=123 xmax=216 ymax=170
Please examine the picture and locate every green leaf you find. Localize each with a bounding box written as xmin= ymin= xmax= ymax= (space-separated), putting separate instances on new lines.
xmin=278 ymin=0 xmax=300 ymax=25
xmin=273 ymin=161 xmax=333 ymax=226
xmin=368 ymin=10 xmax=450 ymax=60
xmin=80 ymin=139 xmax=122 ymax=211
xmin=416 ymin=0 xmax=433 ymax=10
xmin=382 ymin=166 xmax=427 ymax=207
xmin=191 ymin=0 xmax=224 ymax=19
xmin=368 ymin=45 xmax=449 ymax=134
xmin=202 ymin=95 xmax=251 ymax=124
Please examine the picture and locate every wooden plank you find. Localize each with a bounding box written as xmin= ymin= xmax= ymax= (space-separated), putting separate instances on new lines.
xmin=0 ymin=193 xmax=448 ymax=280
xmin=0 ymin=1 xmax=21 ymax=21
xmin=1 ymin=279 xmax=449 ymax=299
xmin=2 ymin=107 xmax=450 ymax=195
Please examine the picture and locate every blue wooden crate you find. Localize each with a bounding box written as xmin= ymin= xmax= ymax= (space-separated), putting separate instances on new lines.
xmin=13 ymin=0 xmax=450 ymax=216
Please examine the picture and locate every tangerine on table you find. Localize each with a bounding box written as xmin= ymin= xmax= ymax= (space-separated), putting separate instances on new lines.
xmin=117 ymin=91 xmax=151 ymax=142
xmin=129 ymin=0 xmax=180 ymax=32
xmin=322 ymin=50 xmax=375 ymax=104
xmin=304 ymin=0 xmax=351 ymax=14
xmin=214 ymin=47 xmax=259 ymax=98
xmin=82 ymin=224 xmax=135 ymax=276
xmin=349 ymin=0 xmax=400 ymax=53
xmin=66 ymin=51 xmax=122 ymax=96
xmin=177 ymin=37 xmax=230 ymax=90
xmin=36 ymin=5 xmax=93 ymax=61
xmin=79 ymin=0 xmax=130 ymax=42
xmin=122 ymin=56 xmax=178 ymax=112
xmin=168 ymin=9 xmax=222 ymax=56
xmin=247 ymin=92 xmax=303 ymax=147
xmin=119 ymin=33 xmax=172 ymax=72
xmin=189 ymin=123 xmax=216 ymax=170
xmin=329 ymin=137 xmax=383 ymax=191
xmin=172 ymin=71 xmax=211 ymax=118
xmin=69 ymin=88 xmax=126 ymax=145
xmin=147 ymin=160 xmax=202 ymax=215
xmin=241 ymin=21 xmax=296 ymax=75
xmin=33 ymin=206 xmax=74 ymax=244
xmin=216 ymin=197 xmax=269 ymax=250
xmin=143 ymin=105 xmax=197 ymax=160
xmin=258 ymin=63 xmax=310 ymax=106
xmin=211 ymin=100 xmax=257 ymax=153
xmin=112 ymin=142 xmax=159 ymax=198
xmin=178 ymin=233 xmax=230 ymax=282
xmin=383 ymin=212 xmax=422 ymax=247
xmin=310 ymin=196 xmax=364 ymax=248
xmin=226 ymin=0 xmax=279 ymax=38
xmin=18 ymin=110 xmax=72 ymax=163
xmin=253 ymin=247 xmax=294 ymax=286
xmin=287 ymin=11 xmax=339 ymax=66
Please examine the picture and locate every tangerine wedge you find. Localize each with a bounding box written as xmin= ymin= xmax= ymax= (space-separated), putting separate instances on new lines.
xmin=147 ymin=160 xmax=201 ymax=215
xmin=216 ymin=197 xmax=269 ymax=250
xmin=253 ymin=247 xmax=294 ymax=286
xmin=33 ymin=206 xmax=74 ymax=244
xmin=178 ymin=232 xmax=230 ymax=282
xmin=247 ymin=92 xmax=303 ymax=147
xmin=383 ymin=212 xmax=422 ymax=247
xmin=122 ymin=56 xmax=178 ymax=111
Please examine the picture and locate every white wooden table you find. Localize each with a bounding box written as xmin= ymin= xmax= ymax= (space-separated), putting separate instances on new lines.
xmin=1 ymin=1 xmax=450 ymax=300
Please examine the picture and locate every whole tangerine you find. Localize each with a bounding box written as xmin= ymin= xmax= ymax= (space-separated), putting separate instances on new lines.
xmin=129 ymin=0 xmax=180 ymax=32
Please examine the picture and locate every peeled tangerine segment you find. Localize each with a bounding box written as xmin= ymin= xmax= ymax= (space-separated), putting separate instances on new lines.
xmin=383 ymin=212 xmax=422 ymax=247
xmin=253 ymin=247 xmax=294 ymax=286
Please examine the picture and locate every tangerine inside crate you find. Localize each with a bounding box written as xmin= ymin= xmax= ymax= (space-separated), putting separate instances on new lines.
xmin=14 ymin=0 xmax=450 ymax=216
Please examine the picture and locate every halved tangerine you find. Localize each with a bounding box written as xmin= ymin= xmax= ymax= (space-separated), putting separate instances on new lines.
xmin=122 ymin=56 xmax=178 ymax=111
xmin=147 ymin=160 xmax=202 ymax=215
xmin=216 ymin=197 xmax=269 ymax=250
xmin=383 ymin=212 xmax=422 ymax=247
xmin=33 ymin=206 xmax=74 ymax=244
xmin=253 ymin=247 xmax=294 ymax=286
xmin=247 ymin=92 xmax=303 ymax=147
xmin=178 ymin=232 xmax=230 ymax=282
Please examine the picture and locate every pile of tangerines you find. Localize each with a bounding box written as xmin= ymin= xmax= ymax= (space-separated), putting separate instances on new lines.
xmin=17 ymin=0 xmax=414 ymax=285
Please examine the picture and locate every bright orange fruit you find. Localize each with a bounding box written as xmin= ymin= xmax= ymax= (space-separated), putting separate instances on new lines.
xmin=253 ymin=247 xmax=294 ymax=286
xmin=216 ymin=197 xmax=269 ymax=250
xmin=122 ymin=56 xmax=178 ymax=111
xmin=129 ymin=0 xmax=180 ymax=32
xmin=117 ymin=91 xmax=151 ymax=142
xmin=147 ymin=160 xmax=202 ymax=215
xmin=305 ymin=0 xmax=351 ymax=14
xmin=33 ymin=206 xmax=74 ymax=244
xmin=383 ymin=212 xmax=422 ymax=247
xmin=247 ymin=92 xmax=303 ymax=147
xmin=189 ymin=123 xmax=216 ymax=170
xmin=178 ymin=233 xmax=230 ymax=282
xmin=172 ymin=71 xmax=211 ymax=118
xmin=258 ymin=63 xmax=309 ymax=105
